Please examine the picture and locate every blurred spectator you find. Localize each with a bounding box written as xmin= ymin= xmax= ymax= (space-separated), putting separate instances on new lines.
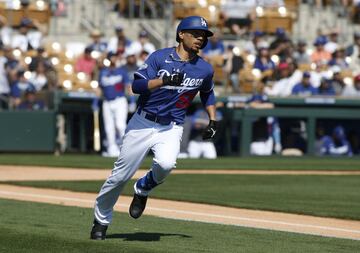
xmin=293 ymin=39 xmax=311 ymax=65
xmin=87 ymin=29 xmax=108 ymax=53
xmin=220 ymin=0 xmax=256 ymax=35
xmin=346 ymin=32 xmax=360 ymax=72
xmin=10 ymin=69 xmax=36 ymax=108
xmin=291 ymin=72 xmax=318 ymax=96
xmin=265 ymin=62 xmax=302 ymax=96
xmin=244 ymin=30 xmax=266 ymax=55
xmin=311 ymin=37 xmax=331 ymax=65
xmin=75 ymin=46 xmax=97 ymax=77
xmin=122 ymin=48 xmax=139 ymax=83
xmin=187 ymin=108 xmax=223 ymax=159
xmin=318 ymin=126 xmax=352 ymax=156
xmin=28 ymin=47 xmax=48 ymax=71
xmin=328 ymin=47 xmax=349 ymax=69
xmin=137 ymin=50 xmax=150 ymax=66
xmin=253 ymin=41 xmax=276 ymax=72
xmin=28 ymin=61 xmax=48 ymax=91
xmin=98 ymin=52 xmax=132 ymax=157
xmin=342 ymin=74 xmax=360 ymax=97
xmin=318 ymin=78 xmax=336 ymax=96
xmin=17 ymin=86 xmax=46 ymax=111
xmin=0 ymin=15 xmax=11 ymax=48
xmin=329 ymin=66 xmax=346 ymax=95
xmin=107 ymin=26 xmax=133 ymax=54
xmin=130 ymin=30 xmax=155 ymax=56
xmin=324 ymin=29 xmax=340 ymax=54
xmin=0 ymin=47 xmax=10 ymax=108
xmin=269 ymin=28 xmax=292 ymax=61
xmin=201 ymin=31 xmax=225 ymax=58
xmin=224 ymin=45 xmax=244 ymax=93
xmin=11 ymin=18 xmax=44 ymax=52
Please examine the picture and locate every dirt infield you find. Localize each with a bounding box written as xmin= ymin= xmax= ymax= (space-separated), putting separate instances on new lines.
xmin=0 ymin=165 xmax=360 ymax=241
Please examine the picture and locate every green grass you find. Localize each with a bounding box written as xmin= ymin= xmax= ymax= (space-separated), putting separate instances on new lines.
xmin=0 ymin=154 xmax=360 ymax=170
xmin=0 ymin=199 xmax=359 ymax=253
xmin=7 ymin=174 xmax=360 ymax=220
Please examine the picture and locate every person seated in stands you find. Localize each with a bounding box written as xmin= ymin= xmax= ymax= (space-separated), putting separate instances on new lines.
xmin=0 ymin=15 xmax=12 ymax=48
xmin=107 ymin=26 xmax=133 ymax=54
xmin=220 ymin=0 xmax=256 ymax=35
xmin=264 ymin=61 xmax=302 ymax=97
xmin=342 ymin=74 xmax=360 ymax=97
xmin=244 ymin=30 xmax=266 ymax=55
xmin=311 ymin=37 xmax=331 ymax=65
xmin=131 ymin=30 xmax=155 ymax=56
xmin=346 ymin=32 xmax=360 ymax=72
xmin=11 ymin=18 xmax=44 ymax=52
xmin=269 ymin=28 xmax=292 ymax=62
xmin=17 ymin=86 xmax=46 ymax=111
xmin=291 ymin=72 xmax=318 ymax=96
xmin=329 ymin=66 xmax=346 ymax=95
xmin=318 ymin=78 xmax=336 ymax=96
xmin=324 ymin=28 xmax=340 ymax=54
xmin=87 ymin=29 xmax=108 ymax=53
xmin=187 ymin=107 xmax=223 ymax=159
xmin=328 ymin=47 xmax=349 ymax=70
xmin=137 ymin=50 xmax=150 ymax=66
xmin=253 ymin=41 xmax=276 ymax=72
xmin=28 ymin=60 xmax=48 ymax=91
xmin=293 ymin=39 xmax=311 ymax=65
xmin=319 ymin=126 xmax=353 ymax=156
xmin=75 ymin=46 xmax=97 ymax=77
xmin=9 ymin=69 xmax=36 ymax=108
xmin=201 ymin=31 xmax=225 ymax=58
xmin=224 ymin=45 xmax=244 ymax=93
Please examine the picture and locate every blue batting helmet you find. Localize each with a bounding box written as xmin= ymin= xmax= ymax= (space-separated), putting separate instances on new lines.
xmin=176 ymin=16 xmax=213 ymax=49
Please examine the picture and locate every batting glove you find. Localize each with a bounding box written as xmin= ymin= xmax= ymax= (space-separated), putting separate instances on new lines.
xmin=202 ymin=120 xmax=217 ymax=140
xmin=162 ymin=72 xmax=184 ymax=86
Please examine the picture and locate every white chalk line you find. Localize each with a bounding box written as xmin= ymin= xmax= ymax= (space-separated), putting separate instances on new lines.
xmin=0 ymin=189 xmax=359 ymax=238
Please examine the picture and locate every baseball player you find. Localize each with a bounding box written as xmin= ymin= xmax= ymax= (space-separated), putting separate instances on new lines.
xmin=98 ymin=52 xmax=132 ymax=157
xmin=90 ymin=16 xmax=217 ymax=240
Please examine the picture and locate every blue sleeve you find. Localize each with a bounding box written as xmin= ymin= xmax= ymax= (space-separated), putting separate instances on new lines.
xmin=200 ymin=70 xmax=214 ymax=92
xmin=200 ymin=89 xmax=216 ymax=107
xmin=134 ymin=51 xmax=159 ymax=80
xmin=291 ymin=85 xmax=299 ymax=95
xmin=132 ymin=78 xmax=149 ymax=94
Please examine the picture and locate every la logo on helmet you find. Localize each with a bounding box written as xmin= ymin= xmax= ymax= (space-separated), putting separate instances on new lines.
xmin=201 ymin=18 xmax=207 ymax=27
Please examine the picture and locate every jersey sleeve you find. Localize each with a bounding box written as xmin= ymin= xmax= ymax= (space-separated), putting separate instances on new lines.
xmin=200 ymin=69 xmax=214 ymax=93
xmin=134 ymin=51 xmax=159 ymax=80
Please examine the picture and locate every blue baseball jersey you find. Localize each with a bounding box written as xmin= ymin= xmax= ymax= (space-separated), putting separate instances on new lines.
xmin=134 ymin=47 xmax=214 ymax=124
xmin=99 ymin=67 xmax=130 ymax=101
xmin=291 ymin=83 xmax=318 ymax=96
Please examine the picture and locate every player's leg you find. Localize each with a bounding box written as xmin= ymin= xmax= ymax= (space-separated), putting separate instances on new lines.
xmin=93 ymin=113 xmax=154 ymax=227
xmin=114 ymin=97 xmax=128 ymax=141
xmin=129 ymin=123 xmax=183 ymax=218
xmin=202 ymin=142 xmax=217 ymax=159
xmin=102 ymin=101 xmax=118 ymax=157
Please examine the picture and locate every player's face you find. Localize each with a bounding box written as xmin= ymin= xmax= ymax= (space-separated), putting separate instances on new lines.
xmin=180 ymin=30 xmax=206 ymax=52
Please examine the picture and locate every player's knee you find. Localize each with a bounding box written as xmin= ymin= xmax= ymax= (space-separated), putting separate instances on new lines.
xmin=154 ymin=158 xmax=176 ymax=172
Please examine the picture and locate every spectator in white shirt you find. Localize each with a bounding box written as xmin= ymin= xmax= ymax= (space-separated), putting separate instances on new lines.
xmin=0 ymin=15 xmax=11 ymax=48
xmin=130 ymin=30 xmax=155 ymax=56
xmin=11 ymin=18 xmax=43 ymax=52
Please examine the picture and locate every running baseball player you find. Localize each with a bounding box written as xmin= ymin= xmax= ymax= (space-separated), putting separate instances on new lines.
xmin=90 ymin=15 xmax=217 ymax=240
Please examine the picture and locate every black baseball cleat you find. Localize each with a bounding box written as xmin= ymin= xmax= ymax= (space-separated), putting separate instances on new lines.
xmin=129 ymin=193 xmax=148 ymax=219
xmin=90 ymin=219 xmax=108 ymax=240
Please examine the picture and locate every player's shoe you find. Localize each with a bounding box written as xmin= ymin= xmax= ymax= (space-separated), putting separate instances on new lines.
xmin=129 ymin=193 xmax=148 ymax=219
xmin=90 ymin=219 xmax=108 ymax=240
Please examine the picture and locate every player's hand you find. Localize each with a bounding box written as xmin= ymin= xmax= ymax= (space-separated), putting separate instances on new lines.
xmin=202 ymin=120 xmax=217 ymax=140
xmin=162 ymin=72 xmax=184 ymax=86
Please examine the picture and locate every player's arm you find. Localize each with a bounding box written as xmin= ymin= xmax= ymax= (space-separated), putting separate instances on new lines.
xmin=200 ymin=89 xmax=217 ymax=140
xmin=132 ymin=72 xmax=184 ymax=94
